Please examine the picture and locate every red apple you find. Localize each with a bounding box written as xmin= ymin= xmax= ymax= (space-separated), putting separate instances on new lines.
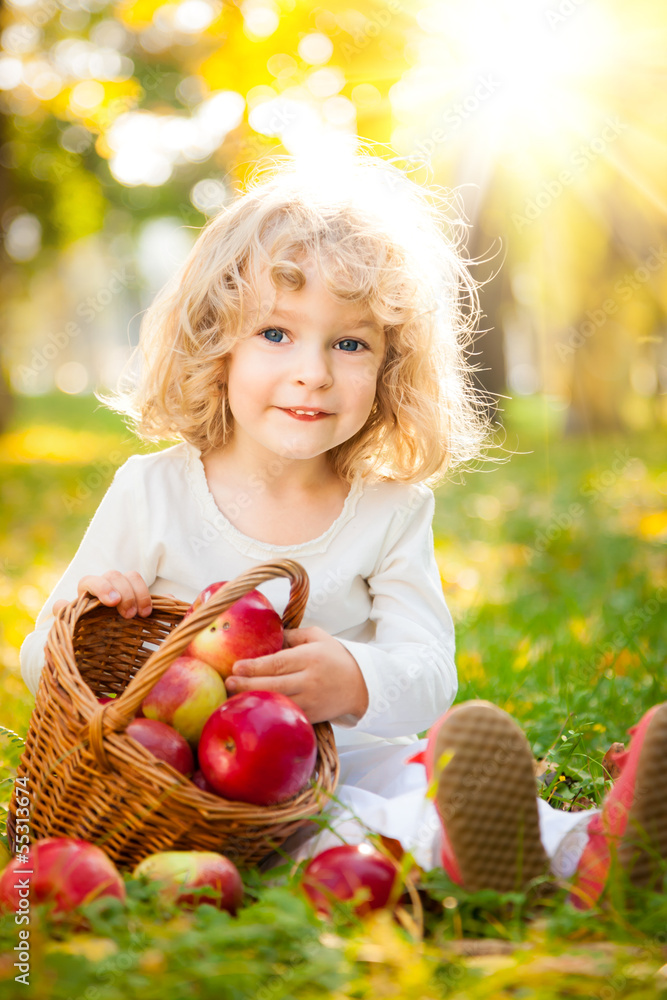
xmin=98 ymin=694 xmax=140 ymax=715
xmin=126 ymin=718 xmax=194 ymax=777
xmin=0 ymin=837 xmax=126 ymax=915
xmin=198 ymin=691 xmax=317 ymax=806
xmin=184 ymin=582 xmax=283 ymax=680
xmin=301 ymin=844 xmax=401 ymax=918
xmin=184 ymin=581 xmax=228 ymax=617
xmin=141 ymin=654 xmax=227 ymax=746
xmin=133 ymin=850 xmax=243 ymax=913
xmin=191 ymin=769 xmax=219 ymax=795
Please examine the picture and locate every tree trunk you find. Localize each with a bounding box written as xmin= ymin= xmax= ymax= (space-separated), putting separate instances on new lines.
xmin=451 ymin=143 xmax=507 ymax=425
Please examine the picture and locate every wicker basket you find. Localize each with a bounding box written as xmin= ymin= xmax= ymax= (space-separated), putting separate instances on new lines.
xmin=7 ymin=560 xmax=339 ymax=871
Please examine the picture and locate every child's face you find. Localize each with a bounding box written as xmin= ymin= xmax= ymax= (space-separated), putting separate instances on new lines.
xmin=224 ymin=259 xmax=385 ymax=470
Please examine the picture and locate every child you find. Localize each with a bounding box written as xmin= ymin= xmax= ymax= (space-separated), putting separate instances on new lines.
xmin=19 ymin=153 xmax=665 ymax=907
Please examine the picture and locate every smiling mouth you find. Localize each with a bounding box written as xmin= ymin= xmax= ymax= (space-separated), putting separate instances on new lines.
xmin=280 ymin=408 xmax=333 ymax=417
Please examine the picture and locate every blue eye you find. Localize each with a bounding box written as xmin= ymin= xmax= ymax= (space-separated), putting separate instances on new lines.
xmin=258 ymin=329 xmax=367 ymax=351
xmin=260 ymin=328 xmax=287 ymax=343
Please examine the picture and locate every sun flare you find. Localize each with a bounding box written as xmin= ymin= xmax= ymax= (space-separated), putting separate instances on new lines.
xmin=393 ymin=0 xmax=628 ymax=160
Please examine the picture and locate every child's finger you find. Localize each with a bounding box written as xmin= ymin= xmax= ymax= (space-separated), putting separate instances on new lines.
xmin=77 ymin=575 xmax=121 ymax=605
xmin=232 ymin=649 xmax=303 ymax=677
xmin=124 ymin=570 xmax=153 ymax=617
xmin=77 ymin=573 xmax=135 ymax=618
xmin=282 ymin=626 xmax=323 ymax=647
xmin=225 ymin=672 xmax=297 ymax=697
xmin=52 ymin=599 xmax=68 ymax=615
xmin=104 ymin=573 xmax=147 ymax=618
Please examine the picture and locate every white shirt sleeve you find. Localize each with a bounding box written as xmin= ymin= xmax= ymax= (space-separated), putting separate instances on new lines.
xmin=19 ymin=458 xmax=153 ymax=697
xmin=330 ymin=485 xmax=457 ymax=739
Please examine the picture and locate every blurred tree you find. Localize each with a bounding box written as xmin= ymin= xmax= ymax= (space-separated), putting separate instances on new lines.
xmin=453 ymin=166 xmax=508 ymax=424
xmin=0 ymin=0 xmax=665 ymax=432
xmin=0 ymin=0 xmax=415 ymax=260
xmin=0 ymin=0 xmax=416 ymax=403
xmin=391 ymin=0 xmax=667 ymax=433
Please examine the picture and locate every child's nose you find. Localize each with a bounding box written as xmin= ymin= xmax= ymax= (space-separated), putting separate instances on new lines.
xmin=293 ymin=347 xmax=334 ymax=388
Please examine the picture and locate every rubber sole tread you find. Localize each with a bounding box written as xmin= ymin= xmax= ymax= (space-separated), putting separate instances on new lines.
xmin=434 ymin=701 xmax=549 ymax=893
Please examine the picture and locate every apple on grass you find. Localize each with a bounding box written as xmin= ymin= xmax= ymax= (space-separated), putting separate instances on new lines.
xmin=0 ymin=838 xmax=126 ymax=916
xmin=184 ymin=582 xmax=283 ymax=680
xmin=301 ymin=844 xmax=401 ymax=918
xmin=198 ymin=691 xmax=317 ymax=806
xmin=133 ymin=850 xmax=243 ymax=913
xmin=141 ymin=654 xmax=227 ymax=746
xmin=126 ymin=717 xmax=195 ymax=777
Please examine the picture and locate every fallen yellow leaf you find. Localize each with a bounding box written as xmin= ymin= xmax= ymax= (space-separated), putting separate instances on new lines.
xmin=46 ymin=936 xmax=118 ymax=961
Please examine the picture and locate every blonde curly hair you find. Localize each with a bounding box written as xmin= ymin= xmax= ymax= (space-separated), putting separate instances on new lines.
xmin=98 ymin=151 xmax=495 ymax=487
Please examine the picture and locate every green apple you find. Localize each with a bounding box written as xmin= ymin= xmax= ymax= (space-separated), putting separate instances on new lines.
xmin=141 ymin=655 xmax=227 ymax=747
xmin=133 ymin=850 xmax=244 ymax=913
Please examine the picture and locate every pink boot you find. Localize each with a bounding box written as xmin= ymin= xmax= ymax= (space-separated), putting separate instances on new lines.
xmin=570 ymin=701 xmax=667 ymax=908
xmin=408 ymin=700 xmax=548 ymax=892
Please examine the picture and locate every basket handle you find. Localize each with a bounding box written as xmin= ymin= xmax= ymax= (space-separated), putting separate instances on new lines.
xmin=88 ymin=559 xmax=309 ymax=767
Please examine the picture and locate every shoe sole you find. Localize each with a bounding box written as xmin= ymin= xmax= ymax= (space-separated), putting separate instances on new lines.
xmin=618 ymin=702 xmax=667 ymax=888
xmin=434 ymin=701 xmax=549 ymax=893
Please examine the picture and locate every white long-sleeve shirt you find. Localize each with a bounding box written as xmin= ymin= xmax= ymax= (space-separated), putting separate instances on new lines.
xmin=19 ymin=441 xmax=457 ymax=749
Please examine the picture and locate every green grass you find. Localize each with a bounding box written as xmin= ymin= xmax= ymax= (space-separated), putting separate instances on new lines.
xmin=1 ymin=392 xmax=666 ymax=998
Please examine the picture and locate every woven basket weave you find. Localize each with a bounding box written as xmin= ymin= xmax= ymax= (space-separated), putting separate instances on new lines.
xmin=7 ymin=560 xmax=339 ymax=871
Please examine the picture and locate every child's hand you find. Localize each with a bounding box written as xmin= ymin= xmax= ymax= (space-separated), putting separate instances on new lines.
xmin=51 ymin=571 xmax=153 ymax=619
xmin=225 ymin=626 xmax=369 ymax=725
